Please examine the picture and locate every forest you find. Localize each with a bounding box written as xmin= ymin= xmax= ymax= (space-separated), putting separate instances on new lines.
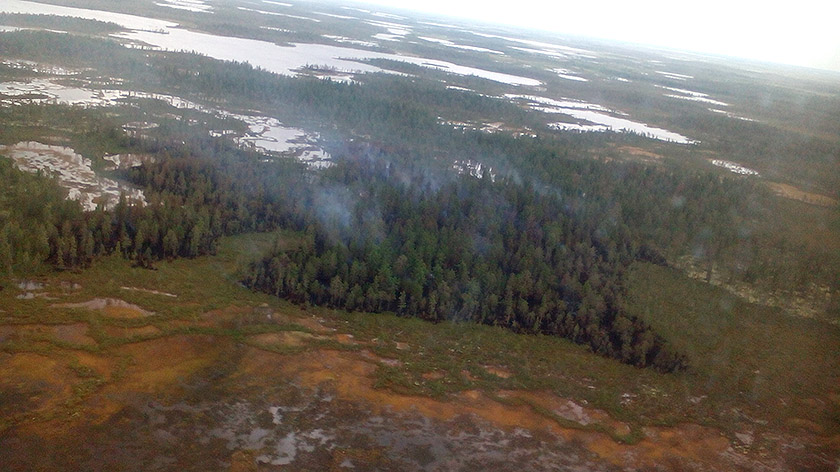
xmin=1 ymin=29 xmax=837 ymax=372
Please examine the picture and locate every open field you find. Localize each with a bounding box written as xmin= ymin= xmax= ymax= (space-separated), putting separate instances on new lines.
xmin=1 ymin=233 xmax=838 ymax=470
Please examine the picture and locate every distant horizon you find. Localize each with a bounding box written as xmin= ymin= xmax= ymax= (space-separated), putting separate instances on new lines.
xmin=337 ymin=0 xmax=840 ymax=73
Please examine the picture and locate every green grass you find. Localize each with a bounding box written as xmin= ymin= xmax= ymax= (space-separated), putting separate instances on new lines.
xmin=626 ymin=262 xmax=840 ymax=434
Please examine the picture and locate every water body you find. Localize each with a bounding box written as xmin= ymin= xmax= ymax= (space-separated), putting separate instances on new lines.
xmin=507 ymin=94 xmax=697 ymax=144
xmin=0 ymin=1 xmax=541 ymax=86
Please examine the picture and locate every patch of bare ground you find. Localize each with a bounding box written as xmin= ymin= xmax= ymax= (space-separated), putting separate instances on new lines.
xmin=616 ymin=146 xmax=664 ymax=161
xmin=247 ymin=331 xmax=321 ymax=348
xmin=482 ymin=365 xmax=512 ymax=378
xmin=101 ymin=325 xmax=161 ymax=339
xmin=0 ymin=323 xmax=96 ymax=347
xmin=333 ymin=333 xmax=358 ymax=345
xmin=55 ymin=298 xmax=154 ymax=318
xmin=767 ymin=182 xmax=838 ymax=207
xmin=200 ymin=304 xmax=310 ymax=329
xmin=500 ymin=390 xmax=629 ymax=434
xmin=422 ymin=370 xmax=445 ymax=380
xmin=358 ymin=349 xmax=402 ymax=367
xmin=112 ymin=335 xmax=226 ymax=394
xmin=294 ymin=315 xmax=336 ymax=334
xmin=0 ymin=353 xmax=76 ymax=420
xmin=52 ymin=323 xmax=96 ymax=346
xmin=251 ymin=347 xmax=760 ymax=470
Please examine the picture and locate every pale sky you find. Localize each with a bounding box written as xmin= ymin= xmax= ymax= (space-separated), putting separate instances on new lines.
xmin=352 ymin=0 xmax=840 ymax=73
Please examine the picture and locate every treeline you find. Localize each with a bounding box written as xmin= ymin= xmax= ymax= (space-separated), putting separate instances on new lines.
xmin=0 ymin=156 xmax=229 ymax=272
xmin=243 ymin=157 xmax=687 ymax=372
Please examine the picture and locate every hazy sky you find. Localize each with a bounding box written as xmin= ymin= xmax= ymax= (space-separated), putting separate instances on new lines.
xmin=354 ymin=0 xmax=840 ymax=72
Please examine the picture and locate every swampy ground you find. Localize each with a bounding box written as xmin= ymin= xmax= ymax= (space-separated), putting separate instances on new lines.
xmin=1 ymin=232 xmax=838 ymax=471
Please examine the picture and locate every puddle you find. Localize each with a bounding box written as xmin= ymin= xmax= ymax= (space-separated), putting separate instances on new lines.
xmin=507 ymin=94 xmax=698 ymax=144
xmin=708 ymin=108 xmax=756 ymax=122
xmin=657 ymin=85 xmax=729 ymax=106
xmin=314 ymin=12 xmax=356 ymax=20
xmin=365 ymin=19 xmax=411 ymax=40
xmin=418 ymin=36 xmax=504 ymax=55
xmin=322 ymin=34 xmax=378 ymax=48
xmin=237 ymin=6 xmax=320 ymax=22
xmin=709 ymin=159 xmax=759 ymax=176
xmin=552 ymin=68 xmax=588 ymax=82
xmin=655 ymin=70 xmax=694 ymax=80
xmin=0 ymin=141 xmax=146 ymax=211
xmin=155 ymin=0 xmax=212 ymax=13
xmin=470 ymin=32 xmax=597 ymax=59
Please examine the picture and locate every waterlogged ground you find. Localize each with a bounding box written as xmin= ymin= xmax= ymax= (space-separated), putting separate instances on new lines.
xmin=0 ymin=234 xmax=837 ymax=471
xmin=0 ymin=141 xmax=146 ymax=210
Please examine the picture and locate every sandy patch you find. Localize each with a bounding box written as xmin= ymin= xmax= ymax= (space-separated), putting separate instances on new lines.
xmin=482 ymin=365 xmax=512 ymax=378
xmin=120 ymin=286 xmax=177 ymax=298
xmin=421 ymin=370 xmax=445 ymax=380
xmin=333 ymin=333 xmax=358 ymax=345
xmin=248 ymin=331 xmax=316 ymax=348
xmin=55 ymin=298 xmax=154 ymax=318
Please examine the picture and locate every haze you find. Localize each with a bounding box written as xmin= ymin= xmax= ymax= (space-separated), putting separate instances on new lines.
xmin=353 ymin=0 xmax=840 ymax=72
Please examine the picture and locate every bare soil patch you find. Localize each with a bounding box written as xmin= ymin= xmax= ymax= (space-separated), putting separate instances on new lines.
xmin=102 ymin=325 xmax=161 ymax=339
xmin=248 ymin=331 xmax=318 ymax=348
xmin=482 ymin=365 xmax=512 ymax=378
xmin=766 ymin=182 xmax=838 ymax=207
